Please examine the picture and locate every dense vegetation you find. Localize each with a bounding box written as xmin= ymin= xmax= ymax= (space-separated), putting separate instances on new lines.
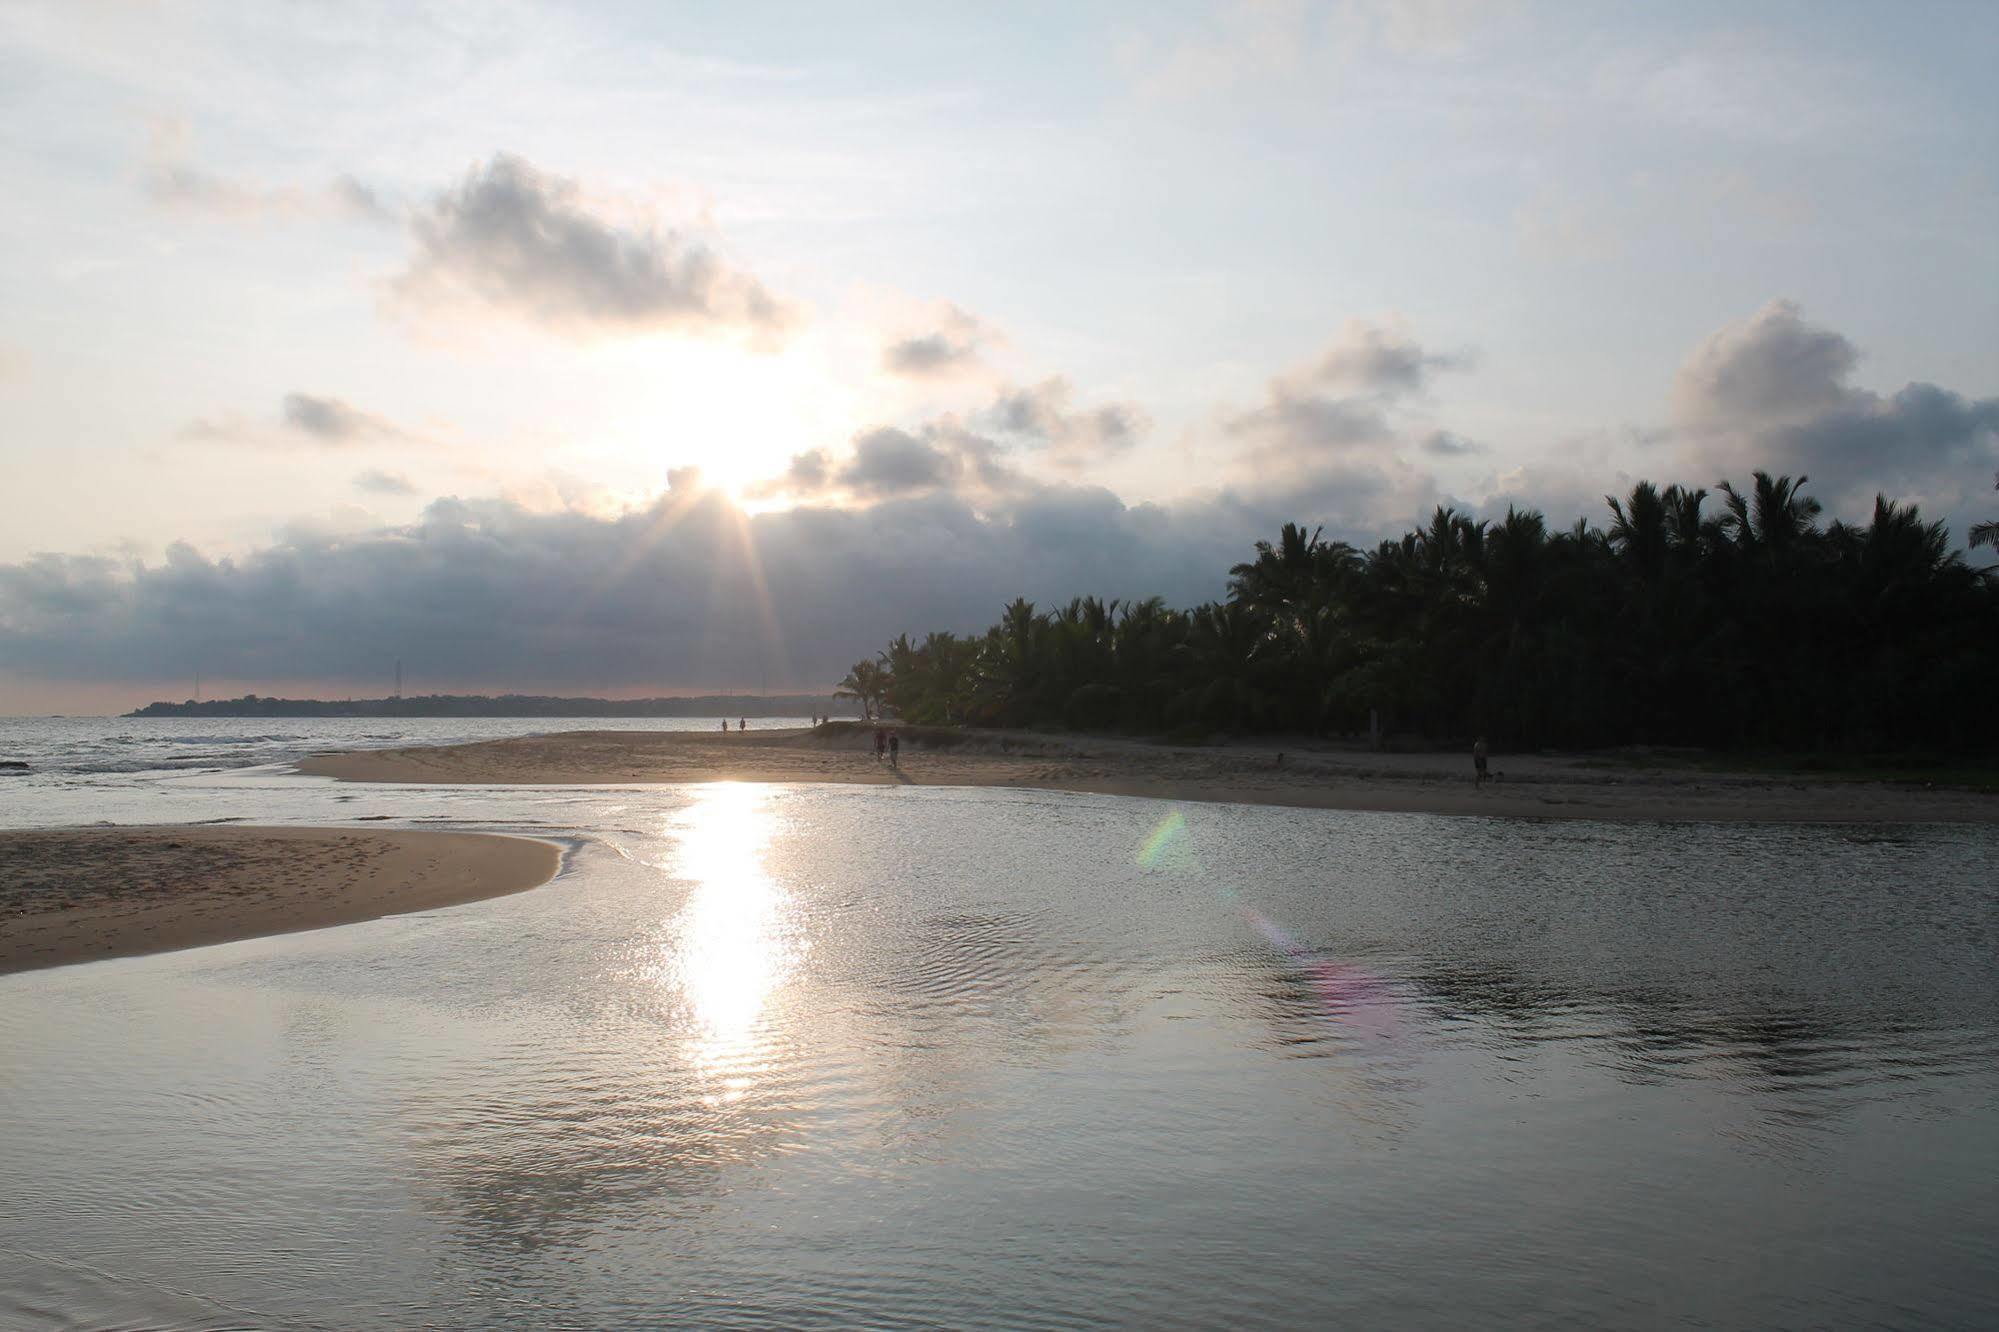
xmin=839 ymin=471 xmax=1999 ymax=753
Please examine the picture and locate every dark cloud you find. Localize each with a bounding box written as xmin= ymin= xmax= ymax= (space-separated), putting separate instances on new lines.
xmin=839 ymin=428 xmax=960 ymax=496
xmin=882 ymin=306 xmax=993 ymax=376
xmin=829 ymin=425 xmax=1027 ymax=499
xmin=0 ymin=467 xmax=1460 ymax=694
xmin=282 ymin=393 xmax=406 ymax=444
xmin=1225 ymin=320 xmax=1472 ymax=462
xmin=354 ymin=469 xmax=417 ymax=496
xmin=179 ymin=393 xmax=419 ymax=449
xmin=781 ymin=449 xmax=831 ymax=491
xmin=395 ymin=154 xmax=790 ymax=340
xmin=753 ymin=417 xmax=1033 ymax=504
xmin=1303 ymin=321 xmax=1475 ymax=396
xmin=884 ymin=333 xmax=971 ymax=375
xmin=1419 ymin=430 xmax=1486 ymax=456
xmin=981 ymin=378 xmax=1149 ymax=466
xmin=1676 ymin=301 xmax=1999 ymax=526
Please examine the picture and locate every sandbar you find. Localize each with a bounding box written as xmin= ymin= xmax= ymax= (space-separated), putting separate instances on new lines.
xmin=295 ymin=725 xmax=1999 ymax=825
xmin=0 ymin=825 xmax=561 ymax=974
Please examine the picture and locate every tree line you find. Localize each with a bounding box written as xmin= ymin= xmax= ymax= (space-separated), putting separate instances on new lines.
xmin=836 ymin=470 xmax=1999 ymax=753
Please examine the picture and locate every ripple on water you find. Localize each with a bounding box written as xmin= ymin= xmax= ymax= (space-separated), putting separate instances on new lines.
xmin=3 ymin=787 xmax=1998 ymax=1327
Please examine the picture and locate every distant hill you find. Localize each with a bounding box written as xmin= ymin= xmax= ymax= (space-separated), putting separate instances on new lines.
xmin=126 ymin=693 xmax=855 ymax=719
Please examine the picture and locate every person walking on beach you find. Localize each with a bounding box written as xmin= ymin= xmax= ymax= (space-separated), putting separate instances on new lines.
xmin=1473 ymin=736 xmax=1490 ymax=789
xmin=739 ymin=716 xmax=747 ymax=733
xmin=888 ymin=732 xmax=900 ymax=770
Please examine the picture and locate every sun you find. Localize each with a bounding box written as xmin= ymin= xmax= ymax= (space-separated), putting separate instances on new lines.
xmin=589 ymin=334 xmax=854 ymax=506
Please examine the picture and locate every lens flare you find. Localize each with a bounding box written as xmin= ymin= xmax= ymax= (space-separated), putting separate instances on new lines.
xmin=1136 ymin=806 xmax=1396 ymax=1037
xmin=1135 ymin=810 xmax=1190 ymax=869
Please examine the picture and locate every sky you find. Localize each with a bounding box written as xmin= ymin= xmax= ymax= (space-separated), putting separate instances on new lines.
xmin=2 ymin=0 xmax=1995 ymax=712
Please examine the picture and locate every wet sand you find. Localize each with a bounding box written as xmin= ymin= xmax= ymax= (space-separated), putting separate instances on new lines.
xmin=296 ymin=725 xmax=1999 ymax=825
xmin=0 ymin=826 xmax=561 ymax=974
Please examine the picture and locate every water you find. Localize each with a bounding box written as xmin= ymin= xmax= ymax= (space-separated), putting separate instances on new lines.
xmin=1 ymin=726 xmax=1997 ymax=1327
xmin=0 ymin=714 xmax=819 ymax=779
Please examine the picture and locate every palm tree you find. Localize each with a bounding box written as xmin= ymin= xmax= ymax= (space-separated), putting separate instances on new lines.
xmin=1606 ymin=482 xmax=1668 ymax=579
xmin=1173 ymin=601 xmax=1270 ymax=731
xmin=1970 ymin=471 xmax=1998 ymax=552
xmin=834 ymin=659 xmax=888 ymax=720
xmin=1716 ymin=471 xmax=1822 ymax=557
xmin=840 ymin=466 xmax=1998 ymax=756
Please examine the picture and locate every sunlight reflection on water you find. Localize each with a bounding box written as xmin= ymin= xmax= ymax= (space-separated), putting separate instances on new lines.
xmin=660 ymin=784 xmax=805 ymax=1099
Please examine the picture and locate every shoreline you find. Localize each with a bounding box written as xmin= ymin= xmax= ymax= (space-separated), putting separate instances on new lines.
xmin=295 ymin=726 xmax=1999 ymax=826
xmin=0 ymin=825 xmax=562 ymax=975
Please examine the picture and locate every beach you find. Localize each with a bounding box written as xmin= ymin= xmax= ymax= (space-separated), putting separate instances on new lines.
xmin=296 ymin=723 xmax=1999 ymax=825
xmin=0 ymin=825 xmax=561 ymax=974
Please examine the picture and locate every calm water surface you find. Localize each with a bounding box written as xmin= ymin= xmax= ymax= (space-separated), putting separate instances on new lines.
xmin=2 ymin=762 xmax=1996 ymax=1328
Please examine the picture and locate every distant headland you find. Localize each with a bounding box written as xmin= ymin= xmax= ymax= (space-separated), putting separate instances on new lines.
xmin=126 ymin=693 xmax=856 ymax=719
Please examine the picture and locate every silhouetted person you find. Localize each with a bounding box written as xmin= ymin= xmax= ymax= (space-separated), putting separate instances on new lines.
xmin=721 ymin=719 xmax=728 ymax=733
xmin=1473 ymin=736 xmax=1489 ymax=788
xmin=739 ymin=716 xmax=747 ymax=732
xmin=888 ymin=732 xmax=900 ymax=769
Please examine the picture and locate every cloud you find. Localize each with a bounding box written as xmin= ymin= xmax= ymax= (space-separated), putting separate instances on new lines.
xmin=0 ymin=465 xmax=1471 ymax=695
xmin=980 ymin=377 xmax=1150 ymax=466
xmin=839 ymin=428 xmax=960 ymax=495
xmin=776 ymin=449 xmax=831 ymax=492
xmin=759 ymin=423 xmax=1029 ymax=503
xmin=146 ymin=165 xmax=393 ymax=223
xmin=882 ymin=305 xmax=994 ymax=377
xmin=181 ymin=394 xmax=420 ymax=448
xmin=0 ymin=492 xmax=1195 ymax=692
xmin=1674 ymin=301 xmax=1999 ymax=523
xmin=750 ymin=374 xmax=1148 ymax=505
xmin=282 ymin=393 xmax=409 ymax=445
xmin=1225 ymin=319 xmax=1472 ymax=462
xmin=1419 ymin=430 xmax=1485 ymax=456
xmin=354 ymin=469 xmax=417 ymax=496
xmin=393 ymin=154 xmax=791 ymax=341
xmin=1673 ymin=299 xmax=1857 ymax=427
xmin=141 ymin=122 xmax=391 ymax=224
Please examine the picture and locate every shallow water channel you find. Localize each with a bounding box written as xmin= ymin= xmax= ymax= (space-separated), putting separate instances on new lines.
xmin=3 ymin=775 xmax=1997 ymax=1328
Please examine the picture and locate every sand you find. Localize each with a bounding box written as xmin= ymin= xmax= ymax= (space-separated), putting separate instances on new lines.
xmin=296 ymin=724 xmax=1999 ymax=825
xmin=0 ymin=825 xmax=561 ymax=975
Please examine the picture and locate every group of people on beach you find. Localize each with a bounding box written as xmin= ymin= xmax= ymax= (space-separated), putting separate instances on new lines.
xmin=719 ymin=717 xmax=749 ymax=732
xmin=873 ymin=726 xmax=899 ymax=770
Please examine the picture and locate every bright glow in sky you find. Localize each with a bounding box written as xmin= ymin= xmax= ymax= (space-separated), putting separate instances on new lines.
xmin=1 ymin=1 xmax=1994 ymax=710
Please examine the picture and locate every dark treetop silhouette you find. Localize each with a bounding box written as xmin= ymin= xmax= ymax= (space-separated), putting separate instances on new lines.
xmin=849 ymin=471 xmax=1998 ymax=753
